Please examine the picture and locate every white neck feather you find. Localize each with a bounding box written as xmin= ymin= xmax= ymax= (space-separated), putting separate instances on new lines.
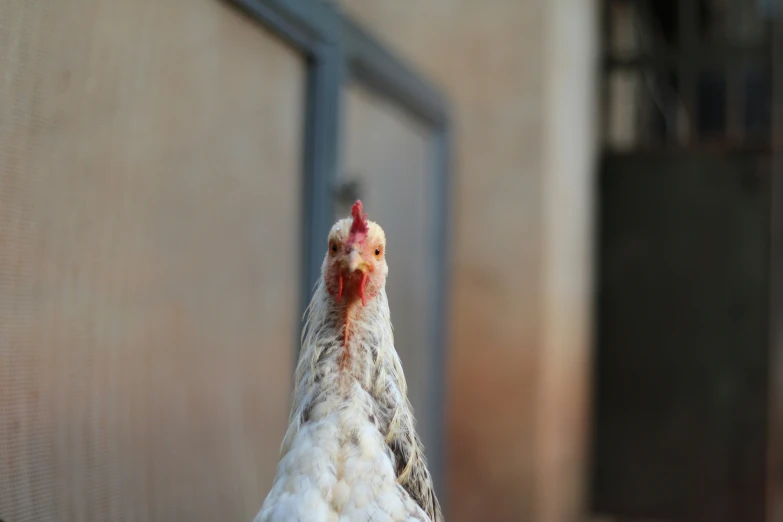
xmin=281 ymin=279 xmax=420 ymax=480
xmin=257 ymin=277 xmax=442 ymax=522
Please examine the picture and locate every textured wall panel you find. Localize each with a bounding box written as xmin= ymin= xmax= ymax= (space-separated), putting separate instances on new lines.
xmin=0 ymin=0 xmax=304 ymax=520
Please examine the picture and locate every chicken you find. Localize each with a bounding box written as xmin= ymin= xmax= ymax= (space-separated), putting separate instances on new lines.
xmin=255 ymin=201 xmax=442 ymax=522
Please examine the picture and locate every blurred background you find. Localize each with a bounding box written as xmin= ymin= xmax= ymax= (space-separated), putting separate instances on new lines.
xmin=0 ymin=0 xmax=781 ymax=521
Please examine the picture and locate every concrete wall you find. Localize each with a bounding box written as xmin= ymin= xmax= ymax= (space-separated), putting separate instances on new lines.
xmin=537 ymin=2 xmax=599 ymax=521
xmin=337 ymin=1 xmax=598 ymax=521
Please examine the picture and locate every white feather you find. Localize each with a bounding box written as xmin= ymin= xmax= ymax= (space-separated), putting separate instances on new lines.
xmin=255 ymin=239 xmax=440 ymax=522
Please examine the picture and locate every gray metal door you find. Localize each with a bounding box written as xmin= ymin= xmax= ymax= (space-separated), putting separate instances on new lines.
xmin=336 ymin=81 xmax=437 ymax=460
xmin=591 ymin=152 xmax=771 ymax=522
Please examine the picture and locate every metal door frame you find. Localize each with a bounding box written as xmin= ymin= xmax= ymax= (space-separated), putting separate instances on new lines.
xmin=601 ymin=0 xmax=775 ymax=150
xmin=223 ymin=0 xmax=452 ymax=500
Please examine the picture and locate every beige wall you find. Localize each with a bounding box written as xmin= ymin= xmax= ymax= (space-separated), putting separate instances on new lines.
xmin=537 ymin=2 xmax=599 ymax=521
xmin=0 ymin=0 xmax=597 ymax=520
xmin=0 ymin=0 xmax=303 ymax=519
xmin=337 ymin=1 xmax=598 ymax=521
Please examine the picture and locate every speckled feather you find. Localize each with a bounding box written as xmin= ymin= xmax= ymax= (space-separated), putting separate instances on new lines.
xmin=255 ymin=212 xmax=442 ymax=522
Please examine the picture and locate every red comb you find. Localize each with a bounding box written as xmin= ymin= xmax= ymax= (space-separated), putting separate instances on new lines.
xmin=349 ymin=200 xmax=369 ymax=238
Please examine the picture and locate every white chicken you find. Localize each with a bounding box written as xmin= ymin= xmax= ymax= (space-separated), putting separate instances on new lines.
xmin=255 ymin=201 xmax=442 ymax=522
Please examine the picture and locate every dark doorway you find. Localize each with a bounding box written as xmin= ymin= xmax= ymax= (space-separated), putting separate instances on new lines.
xmin=590 ymin=1 xmax=780 ymax=521
xmin=592 ymin=152 xmax=770 ymax=522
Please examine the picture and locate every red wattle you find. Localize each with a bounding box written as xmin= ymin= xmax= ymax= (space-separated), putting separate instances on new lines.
xmin=337 ymin=274 xmax=344 ymax=303
xmin=359 ymin=271 xmax=368 ymax=306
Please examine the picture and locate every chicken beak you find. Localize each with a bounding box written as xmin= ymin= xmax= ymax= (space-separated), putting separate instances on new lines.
xmin=337 ymin=247 xmax=371 ymax=306
xmin=343 ymin=249 xmax=368 ymax=273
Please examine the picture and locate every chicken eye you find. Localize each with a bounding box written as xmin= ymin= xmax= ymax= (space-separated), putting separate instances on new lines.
xmin=375 ymin=247 xmax=382 ymax=257
xmin=330 ymin=242 xmax=338 ymax=254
